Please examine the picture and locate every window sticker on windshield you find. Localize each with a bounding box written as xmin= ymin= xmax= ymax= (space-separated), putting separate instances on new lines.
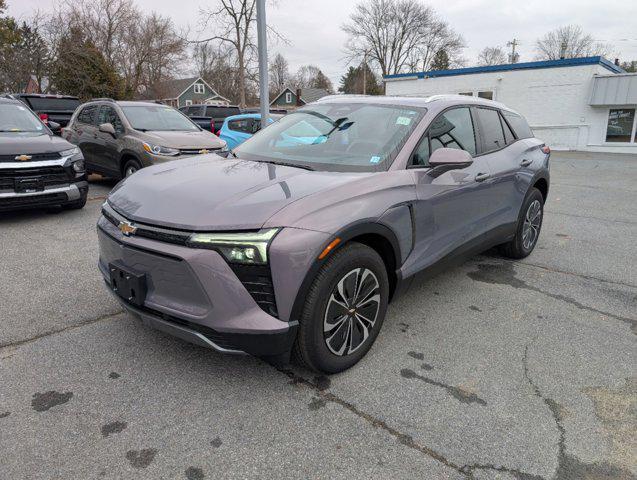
xmin=369 ymin=156 xmax=382 ymax=164
xmin=396 ymin=116 xmax=411 ymax=126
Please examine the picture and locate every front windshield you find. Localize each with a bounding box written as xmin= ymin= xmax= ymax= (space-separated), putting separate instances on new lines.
xmin=233 ymin=103 xmax=425 ymax=171
xmin=121 ymin=105 xmax=200 ymax=132
xmin=0 ymin=103 xmax=47 ymax=133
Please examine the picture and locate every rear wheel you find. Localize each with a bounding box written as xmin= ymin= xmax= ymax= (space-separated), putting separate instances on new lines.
xmin=293 ymin=242 xmax=389 ymax=374
xmin=499 ymin=187 xmax=544 ymax=259
xmin=122 ymin=158 xmax=142 ymax=178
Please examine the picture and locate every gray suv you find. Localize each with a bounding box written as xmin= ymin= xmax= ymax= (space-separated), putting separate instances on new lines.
xmin=63 ymin=100 xmax=226 ymax=178
xmin=98 ymin=95 xmax=550 ymax=373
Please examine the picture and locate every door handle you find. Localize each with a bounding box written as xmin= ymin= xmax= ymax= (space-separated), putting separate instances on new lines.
xmin=520 ymin=158 xmax=533 ymax=167
xmin=475 ymin=172 xmax=491 ymax=182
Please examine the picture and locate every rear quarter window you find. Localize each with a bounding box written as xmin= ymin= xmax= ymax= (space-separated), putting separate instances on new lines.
xmin=502 ymin=111 xmax=534 ymax=139
xmin=475 ymin=107 xmax=505 ymax=152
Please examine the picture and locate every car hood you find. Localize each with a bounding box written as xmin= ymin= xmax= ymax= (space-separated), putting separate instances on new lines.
xmin=107 ymin=155 xmax=362 ymax=231
xmin=140 ymin=130 xmax=224 ymax=149
xmin=0 ymin=132 xmax=72 ymax=155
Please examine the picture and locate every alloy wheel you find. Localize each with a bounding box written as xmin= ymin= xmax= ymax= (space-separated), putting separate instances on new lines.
xmin=522 ymin=199 xmax=542 ymax=250
xmin=323 ymin=268 xmax=381 ymax=356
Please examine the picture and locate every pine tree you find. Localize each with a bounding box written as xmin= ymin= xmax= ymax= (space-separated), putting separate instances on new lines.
xmin=430 ymin=50 xmax=450 ymax=71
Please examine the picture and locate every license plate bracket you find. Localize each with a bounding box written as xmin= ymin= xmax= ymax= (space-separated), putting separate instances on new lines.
xmin=15 ymin=177 xmax=44 ymax=193
xmin=108 ymin=262 xmax=147 ymax=307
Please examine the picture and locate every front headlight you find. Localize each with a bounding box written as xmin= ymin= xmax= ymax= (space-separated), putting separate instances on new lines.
xmin=187 ymin=228 xmax=280 ymax=265
xmin=142 ymin=142 xmax=180 ymax=156
xmin=59 ymin=147 xmax=81 ymax=158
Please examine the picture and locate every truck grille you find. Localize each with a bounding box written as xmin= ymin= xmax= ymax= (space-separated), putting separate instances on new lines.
xmin=179 ymin=148 xmax=221 ymax=156
xmin=0 ymin=166 xmax=72 ymax=190
xmin=0 ymin=152 xmax=62 ymax=162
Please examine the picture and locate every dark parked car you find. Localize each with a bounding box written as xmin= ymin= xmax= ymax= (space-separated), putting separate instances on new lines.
xmin=63 ymin=100 xmax=225 ymax=178
xmin=98 ymin=95 xmax=550 ymax=373
xmin=6 ymin=93 xmax=81 ymax=135
xmin=179 ymin=104 xmax=241 ymax=135
xmin=0 ymin=98 xmax=87 ymax=211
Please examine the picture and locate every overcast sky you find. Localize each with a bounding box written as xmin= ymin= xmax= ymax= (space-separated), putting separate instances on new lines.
xmin=7 ymin=0 xmax=637 ymax=86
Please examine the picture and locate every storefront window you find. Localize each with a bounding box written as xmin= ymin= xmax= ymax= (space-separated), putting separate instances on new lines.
xmin=605 ymin=109 xmax=635 ymax=143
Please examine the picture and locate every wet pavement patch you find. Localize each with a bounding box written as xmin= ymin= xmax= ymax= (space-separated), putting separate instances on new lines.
xmin=125 ymin=448 xmax=157 ymax=469
xmin=399 ymin=322 xmax=410 ymax=332
xmin=468 ymin=262 xmax=637 ymax=334
xmin=101 ymin=420 xmax=127 ymax=438
xmin=313 ymin=375 xmax=331 ymax=391
xmin=401 ymin=369 xmax=487 ymax=406
xmin=308 ymin=397 xmax=326 ymax=411
xmin=0 ymin=411 xmax=9 ymax=418
xmin=210 ymin=437 xmax=222 ymax=448
xmin=469 ymin=305 xmax=482 ymax=312
xmin=108 ymin=372 xmax=120 ymax=379
xmin=31 ymin=391 xmax=73 ymax=412
xmin=185 ymin=466 xmax=205 ymax=479
xmin=421 ymin=363 xmax=434 ymax=371
xmin=407 ymin=351 xmax=424 ymax=360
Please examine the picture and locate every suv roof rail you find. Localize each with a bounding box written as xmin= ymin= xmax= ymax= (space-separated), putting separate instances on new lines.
xmin=91 ymin=97 xmax=116 ymax=103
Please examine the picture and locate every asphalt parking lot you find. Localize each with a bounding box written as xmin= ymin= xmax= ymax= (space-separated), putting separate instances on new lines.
xmin=1 ymin=152 xmax=635 ymax=480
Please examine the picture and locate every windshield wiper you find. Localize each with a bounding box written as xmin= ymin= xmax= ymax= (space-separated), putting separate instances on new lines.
xmin=257 ymin=160 xmax=314 ymax=171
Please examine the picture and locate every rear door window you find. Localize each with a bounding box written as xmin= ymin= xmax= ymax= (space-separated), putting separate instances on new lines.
xmin=502 ymin=111 xmax=533 ymax=139
xmin=500 ymin=112 xmax=516 ymax=144
xmin=476 ymin=107 xmax=505 ymax=152
xmin=228 ymin=118 xmax=253 ymax=133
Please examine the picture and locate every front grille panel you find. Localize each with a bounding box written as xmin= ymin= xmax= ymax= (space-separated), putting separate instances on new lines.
xmin=0 ymin=166 xmax=72 ymax=191
xmin=230 ymin=264 xmax=278 ymax=318
xmin=0 ymin=192 xmax=68 ymax=209
xmin=179 ymin=148 xmax=221 ymax=156
xmin=0 ymin=152 xmax=62 ymax=162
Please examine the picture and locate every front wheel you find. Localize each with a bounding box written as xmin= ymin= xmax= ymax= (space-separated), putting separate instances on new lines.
xmin=122 ymin=159 xmax=142 ymax=178
xmin=499 ymin=187 xmax=544 ymax=259
xmin=293 ymin=242 xmax=389 ymax=374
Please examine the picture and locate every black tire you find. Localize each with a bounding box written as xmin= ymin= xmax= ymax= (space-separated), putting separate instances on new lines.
xmin=293 ymin=242 xmax=389 ymax=374
xmin=122 ymin=158 xmax=142 ymax=178
xmin=499 ymin=187 xmax=544 ymax=259
xmin=64 ymin=194 xmax=88 ymax=210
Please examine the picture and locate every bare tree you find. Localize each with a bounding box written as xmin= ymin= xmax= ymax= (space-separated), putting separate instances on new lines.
xmin=535 ymin=25 xmax=613 ymax=60
xmin=293 ymin=65 xmax=333 ymax=93
xmin=269 ymin=52 xmax=289 ymax=97
xmin=342 ymin=0 xmax=464 ymax=76
xmin=478 ymin=46 xmax=507 ymax=66
xmin=196 ymin=0 xmax=262 ymax=107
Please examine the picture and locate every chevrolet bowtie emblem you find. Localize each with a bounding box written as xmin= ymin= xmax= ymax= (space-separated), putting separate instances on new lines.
xmin=198 ymin=149 xmax=210 ymax=154
xmin=15 ymin=154 xmax=32 ymax=161
xmin=118 ymin=221 xmax=137 ymax=236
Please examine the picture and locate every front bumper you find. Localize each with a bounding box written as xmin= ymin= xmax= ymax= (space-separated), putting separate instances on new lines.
xmin=0 ymin=181 xmax=88 ymax=211
xmin=97 ymin=216 xmax=298 ymax=356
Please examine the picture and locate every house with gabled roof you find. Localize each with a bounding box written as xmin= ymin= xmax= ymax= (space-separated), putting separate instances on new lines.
xmin=270 ymin=87 xmax=330 ymax=110
xmin=145 ymin=76 xmax=230 ymax=108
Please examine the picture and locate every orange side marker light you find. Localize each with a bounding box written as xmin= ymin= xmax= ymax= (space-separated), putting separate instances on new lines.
xmin=318 ymin=238 xmax=341 ymax=260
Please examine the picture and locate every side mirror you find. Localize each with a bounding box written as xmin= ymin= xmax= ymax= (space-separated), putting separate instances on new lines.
xmin=428 ymin=148 xmax=473 ymax=169
xmin=99 ymin=122 xmax=116 ymax=137
xmin=48 ymin=121 xmax=61 ymax=134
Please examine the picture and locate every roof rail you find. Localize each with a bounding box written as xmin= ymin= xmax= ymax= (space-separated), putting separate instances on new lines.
xmin=91 ymin=97 xmax=116 ymax=102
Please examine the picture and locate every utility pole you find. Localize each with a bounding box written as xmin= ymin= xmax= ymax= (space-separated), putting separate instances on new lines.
xmin=507 ymin=38 xmax=519 ymax=63
xmin=362 ymin=51 xmax=367 ymax=95
xmin=256 ymin=0 xmax=269 ymax=126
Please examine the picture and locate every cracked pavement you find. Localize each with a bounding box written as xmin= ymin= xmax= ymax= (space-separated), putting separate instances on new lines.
xmin=1 ymin=154 xmax=636 ymax=479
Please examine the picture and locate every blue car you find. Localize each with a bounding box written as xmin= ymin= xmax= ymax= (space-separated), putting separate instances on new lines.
xmin=218 ymin=113 xmax=282 ymax=149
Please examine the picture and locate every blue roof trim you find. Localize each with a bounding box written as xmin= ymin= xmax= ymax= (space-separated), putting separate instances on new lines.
xmin=384 ymin=56 xmax=624 ymax=80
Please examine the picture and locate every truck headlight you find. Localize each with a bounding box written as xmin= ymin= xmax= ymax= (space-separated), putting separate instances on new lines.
xmin=142 ymin=142 xmax=180 ymax=156
xmin=59 ymin=147 xmax=81 ymax=158
xmin=187 ymin=228 xmax=279 ymax=264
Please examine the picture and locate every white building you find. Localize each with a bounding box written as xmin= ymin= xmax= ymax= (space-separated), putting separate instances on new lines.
xmin=384 ymin=57 xmax=637 ymax=153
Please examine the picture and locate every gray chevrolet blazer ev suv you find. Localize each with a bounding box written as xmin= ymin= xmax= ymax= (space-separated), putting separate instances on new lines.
xmin=98 ymin=95 xmax=550 ymax=373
